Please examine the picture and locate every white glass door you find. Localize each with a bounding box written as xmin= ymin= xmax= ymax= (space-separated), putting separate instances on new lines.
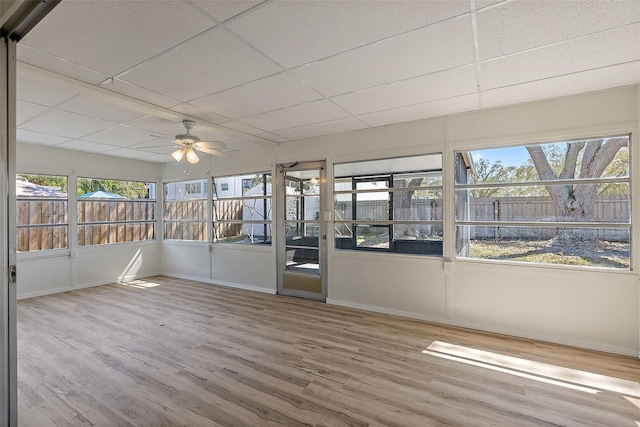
xmin=277 ymin=161 xmax=326 ymax=301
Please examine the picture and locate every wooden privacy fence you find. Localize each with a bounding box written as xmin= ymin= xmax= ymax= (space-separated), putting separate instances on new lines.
xmin=335 ymin=195 xmax=630 ymax=241
xmin=212 ymin=199 xmax=243 ymax=241
xmin=17 ymin=198 xmax=67 ymax=252
xmin=18 ymin=195 xmax=631 ymax=251
xmin=77 ymin=200 xmax=155 ymax=246
xmin=468 ymin=195 xmax=630 ymax=241
xmin=17 ymin=198 xmax=156 ymax=252
xmin=334 ymin=199 xmax=443 ymax=238
xmin=164 ymin=199 xmax=207 ymax=241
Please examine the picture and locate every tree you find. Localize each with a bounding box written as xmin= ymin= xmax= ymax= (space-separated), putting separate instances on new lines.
xmin=77 ymin=178 xmax=147 ymax=199
xmin=392 ymin=174 xmax=442 ymax=239
xmin=20 ymin=174 xmax=68 ymax=193
xmin=526 ymin=137 xmax=628 ymax=242
xmin=469 ymin=159 xmax=516 ymax=198
xmin=392 ymin=177 xmax=424 ymax=238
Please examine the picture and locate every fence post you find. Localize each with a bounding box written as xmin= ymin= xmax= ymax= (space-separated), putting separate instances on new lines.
xmin=493 ymin=199 xmax=500 ymax=239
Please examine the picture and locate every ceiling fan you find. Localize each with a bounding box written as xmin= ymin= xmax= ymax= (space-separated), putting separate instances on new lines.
xmin=140 ymin=120 xmax=230 ymax=164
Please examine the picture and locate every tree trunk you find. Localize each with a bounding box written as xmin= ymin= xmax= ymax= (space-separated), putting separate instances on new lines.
xmin=527 ymin=137 xmax=627 ymax=245
xmin=392 ymin=178 xmax=423 ymax=239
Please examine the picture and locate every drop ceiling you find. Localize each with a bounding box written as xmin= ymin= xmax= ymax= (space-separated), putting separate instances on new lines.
xmin=14 ymin=0 xmax=640 ymax=163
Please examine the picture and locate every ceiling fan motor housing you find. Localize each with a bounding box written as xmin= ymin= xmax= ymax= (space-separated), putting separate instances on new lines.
xmin=175 ymin=133 xmax=200 ymax=144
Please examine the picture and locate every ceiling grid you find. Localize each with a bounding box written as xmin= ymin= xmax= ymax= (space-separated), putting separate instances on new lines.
xmin=8 ymin=0 xmax=640 ymax=162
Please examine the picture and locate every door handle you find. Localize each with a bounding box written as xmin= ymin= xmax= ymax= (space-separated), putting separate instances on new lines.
xmin=321 ymin=234 xmax=326 ymax=240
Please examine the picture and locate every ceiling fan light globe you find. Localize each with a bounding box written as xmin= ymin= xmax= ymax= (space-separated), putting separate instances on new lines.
xmin=171 ymin=148 xmax=186 ymax=162
xmin=186 ymin=148 xmax=200 ymax=164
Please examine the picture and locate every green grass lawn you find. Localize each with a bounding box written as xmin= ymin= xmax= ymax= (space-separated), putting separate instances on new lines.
xmin=470 ymin=239 xmax=629 ymax=269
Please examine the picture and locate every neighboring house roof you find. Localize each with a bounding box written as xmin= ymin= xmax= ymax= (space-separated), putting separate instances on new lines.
xmin=16 ymin=176 xmax=66 ymax=198
xmin=78 ymin=191 xmax=126 ymax=199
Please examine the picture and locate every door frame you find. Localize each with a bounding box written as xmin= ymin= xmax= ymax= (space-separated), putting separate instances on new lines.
xmin=1 ymin=3 xmax=60 ymax=424
xmin=0 ymin=36 xmax=17 ymax=427
xmin=276 ymin=160 xmax=327 ymax=302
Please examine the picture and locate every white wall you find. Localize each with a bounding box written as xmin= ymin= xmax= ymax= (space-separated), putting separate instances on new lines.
xmin=160 ymin=145 xmax=277 ymax=294
xmin=15 ymin=86 xmax=640 ymax=357
xmin=160 ymin=86 xmax=640 ymax=356
xmin=16 ymin=145 xmax=162 ymax=298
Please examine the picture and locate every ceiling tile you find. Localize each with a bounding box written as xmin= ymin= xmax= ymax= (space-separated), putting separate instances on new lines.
xmin=170 ymin=103 xmax=229 ymax=124
xmin=218 ymin=139 xmax=261 ymax=150
xmin=16 ymin=129 xmax=70 ymax=146
xmin=99 ymin=79 xmax=181 ymax=109
xmin=480 ymin=23 xmax=640 ymax=90
xmin=238 ymin=100 xmax=350 ymax=132
xmin=120 ymin=29 xmax=281 ymax=102
xmin=127 ymin=116 xmax=236 ymax=142
xmin=102 ymin=147 xmax=157 ymax=160
xmin=20 ymin=109 xmax=115 ymax=139
xmin=219 ymin=121 xmax=266 ymax=135
xmin=478 ymin=0 xmax=640 ymax=61
xmin=126 ymin=116 xmax=186 ymax=137
xmin=293 ymin=16 xmax=475 ymax=97
xmin=21 ymin=1 xmax=217 ymax=76
xmin=56 ymin=139 xmax=118 ymax=154
xmin=482 ymin=61 xmax=640 ymax=108
xmin=227 ymin=1 xmax=470 ymax=68
xmin=57 ymin=94 xmax=146 ymax=124
xmin=190 ymin=1 xmax=262 ymax=22
xmin=18 ymin=45 xmax=110 ymax=85
xmin=139 ymin=153 xmax=172 ymax=163
xmin=191 ymin=72 xmax=322 ymax=118
xmin=17 ymin=101 xmax=49 ymax=126
xmin=130 ymin=140 xmax=175 ymax=155
xmin=17 ymin=73 xmax=79 ymax=107
xmin=274 ymin=117 xmax=367 ymax=141
xmin=358 ymin=94 xmax=480 ymax=127
xmin=475 ymin=0 xmax=506 ymax=10
xmin=82 ymin=125 xmax=158 ymax=147
xmin=256 ymin=132 xmax=289 ymax=143
xmin=332 ymin=66 xmax=478 ymax=116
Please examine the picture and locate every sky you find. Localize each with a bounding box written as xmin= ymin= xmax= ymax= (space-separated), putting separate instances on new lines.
xmin=470 ymin=146 xmax=532 ymax=168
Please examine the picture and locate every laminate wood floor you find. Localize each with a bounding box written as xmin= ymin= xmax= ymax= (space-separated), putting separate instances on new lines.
xmin=17 ymin=276 xmax=640 ymax=426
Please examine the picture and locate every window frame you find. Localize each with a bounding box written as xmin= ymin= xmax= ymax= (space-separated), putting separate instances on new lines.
xmin=453 ymin=134 xmax=632 ymax=270
xmin=16 ymin=173 xmax=69 ymax=253
xmin=163 ymin=179 xmax=208 ymax=242
xmin=77 ymin=177 xmax=156 ymax=247
xmin=333 ymin=153 xmax=444 ymax=256
xmin=212 ymin=172 xmax=272 ymax=245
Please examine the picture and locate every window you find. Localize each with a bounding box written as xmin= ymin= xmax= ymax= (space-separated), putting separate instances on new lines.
xmin=220 ymin=183 xmax=229 ymax=191
xmin=77 ymin=178 xmax=155 ymax=246
xmin=334 ymin=154 xmax=443 ymax=255
xmin=16 ymin=174 xmax=68 ymax=252
xmin=185 ymin=182 xmax=202 ymax=195
xmin=455 ymin=135 xmax=631 ymax=269
xmin=164 ymin=179 xmax=207 ymax=241
xmin=212 ymin=173 xmax=271 ymax=244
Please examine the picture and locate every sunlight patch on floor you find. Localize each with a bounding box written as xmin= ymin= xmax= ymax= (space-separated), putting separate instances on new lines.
xmin=423 ymin=341 xmax=640 ymax=397
xmin=118 ymin=279 xmax=161 ymax=289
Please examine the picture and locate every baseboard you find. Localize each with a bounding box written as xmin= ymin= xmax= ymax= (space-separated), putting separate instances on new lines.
xmin=163 ymin=273 xmax=277 ymax=295
xmin=327 ymin=298 xmax=638 ymax=358
xmin=18 ymin=286 xmax=74 ymax=300
xmin=17 ymin=271 xmax=161 ymax=300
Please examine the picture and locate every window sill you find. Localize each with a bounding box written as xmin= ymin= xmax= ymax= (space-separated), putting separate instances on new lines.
xmin=78 ymin=239 xmax=159 ymax=253
xmin=211 ymin=242 xmax=273 ymax=253
xmin=331 ymin=248 xmax=443 ymax=264
xmin=17 ymin=249 xmax=71 ymax=261
xmin=454 ymin=256 xmax=634 ymax=275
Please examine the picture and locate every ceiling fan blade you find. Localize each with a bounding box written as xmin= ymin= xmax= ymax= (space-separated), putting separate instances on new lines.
xmin=135 ymin=144 xmax=180 ymax=149
xmin=198 ymin=140 xmax=229 ymax=150
xmin=195 ymin=145 xmax=231 ymax=158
